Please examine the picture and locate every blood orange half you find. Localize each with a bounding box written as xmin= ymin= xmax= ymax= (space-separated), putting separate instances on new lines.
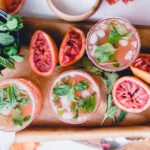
xmin=130 ymin=54 xmax=150 ymax=84
xmin=59 ymin=27 xmax=86 ymax=66
xmin=2 ymin=0 xmax=24 ymax=14
xmin=29 ymin=30 xmax=58 ymax=76
xmin=112 ymin=76 xmax=150 ymax=113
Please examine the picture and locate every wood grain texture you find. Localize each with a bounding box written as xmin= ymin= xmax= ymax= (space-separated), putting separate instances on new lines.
xmin=3 ymin=17 xmax=149 ymax=141
xmin=16 ymin=126 xmax=150 ymax=143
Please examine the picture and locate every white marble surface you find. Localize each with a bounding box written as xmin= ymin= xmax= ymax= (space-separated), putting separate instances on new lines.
xmin=19 ymin=0 xmax=150 ymax=25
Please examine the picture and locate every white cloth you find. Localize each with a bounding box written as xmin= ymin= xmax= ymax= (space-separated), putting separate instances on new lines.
xmin=0 ymin=131 xmax=15 ymax=150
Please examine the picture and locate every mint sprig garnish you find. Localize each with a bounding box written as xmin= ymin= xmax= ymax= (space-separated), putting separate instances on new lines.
xmin=93 ymin=21 xmax=133 ymax=67
xmin=71 ymin=93 xmax=97 ymax=119
xmin=12 ymin=108 xmax=31 ymax=126
xmin=53 ymin=79 xmax=96 ymax=119
xmin=53 ymin=80 xmax=90 ymax=102
xmin=94 ymin=43 xmax=116 ymax=63
xmin=0 ymin=84 xmax=30 ymax=126
xmin=74 ymin=81 xmax=90 ymax=92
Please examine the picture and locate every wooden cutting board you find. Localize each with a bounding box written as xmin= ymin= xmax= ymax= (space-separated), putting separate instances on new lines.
xmin=1 ymin=17 xmax=150 ymax=142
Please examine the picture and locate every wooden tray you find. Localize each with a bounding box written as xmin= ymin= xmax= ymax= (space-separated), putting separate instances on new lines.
xmin=1 ymin=17 xmax=150 ymax=143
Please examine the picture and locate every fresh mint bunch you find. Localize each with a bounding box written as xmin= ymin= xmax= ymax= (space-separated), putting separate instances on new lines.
xmin=93 ymin=21 xmax=133 ymax=67
xmin=0 ymin=14 xmax=24 ymax=75
xmin=0 ymin=14 xmax=23 ymax=31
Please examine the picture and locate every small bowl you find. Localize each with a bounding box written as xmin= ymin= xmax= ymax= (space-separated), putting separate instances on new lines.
xmin=47 ymin=0 xmax=101 ymax=22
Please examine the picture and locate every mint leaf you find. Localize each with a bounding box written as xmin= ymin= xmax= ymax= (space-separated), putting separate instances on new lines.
xmin=118 ymin=110 xmax=128 ymax=122
xmin=75 ymin=98 xmax=86 ymax=110
xmin=115 ymin=24 xmax=128 ymax=36
xmin=7 ymin=84 xmax=18 ymax=108
xmin=106 ymin=106 xmax=117 ymax=118
xmin=107 ymin=31 xmax=121 ymax=44
xmin=74 ymin=81 xmax=90 ymax=92
xmin=71 ymin=103 xmax=75 ymax=111
xmin=14 ymin=108 xmax=23 ymax=118
xmin=10 ymin=55 xmax=24 ymax=62
xmin=19 ymin=97 xmax=29 ymax=107
xmin=0 ymin=33 xmax=15 ymax=46
xmin=113 ymin=62 xmax=120 ymax=67
xmin=12 ymin=115 xmax=30 ymax=126
xmin=108 ymin=22 xmax=116 ymax=31
xmin=101 ymin=72 xmax=119 ymax=126
xmin=94 ymin=43 xmax=116 ymax=63
xmin=0 ymin=56 xmax=14 ymax=69
xmin=12 ymin=117 xmax=23 ymax=126
xmin=53 ymin=84 xmax=72 ymax=96
xmin=22 ymin=116 xmax=31 ymax=123
xmin=85 ymin=93 xmax=97 ymax=113
xmin=122 ymin=32 xmax=133 ymax=40
xmin=73 ymin=109 xmax=78 ymax=119
xmin=7 ymin=14 xmax=23 ymax=31
xmin=106 ymin=94 xmax=113 ymax=113
xmin=74 ymin=57 xmax=103 ymax=75
xmin=7 ymin=18 xmax=18 ymax=30
xmin=62 ymin=76 xmax=70 ymax=84
xmin=67 ymin=84 xmax=78 ymax=102
xmin=0 ymin=88 xmax=7 ymax=102
xmin=3 ymin=44 xmax=18 ymax=56
xmin=102 ymin=72 xmax=119 ymax=91
xmin=12 ymin=107 xmax=30 ymax=126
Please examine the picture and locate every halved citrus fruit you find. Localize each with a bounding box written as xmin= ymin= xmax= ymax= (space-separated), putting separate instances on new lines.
xmin=112 ymin=76 xmax=150 ymax=113
xmin=130 ymin=54 xmax=150 ymax=84
xmin=59 ymin=27 xmax=86 ymax=66
xmin=1 ymin=0 xmax=24 ymax=14
xmin=29 ymin=30 xmax=58 ymax=76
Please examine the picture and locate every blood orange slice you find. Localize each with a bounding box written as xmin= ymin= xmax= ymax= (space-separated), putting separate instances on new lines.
xmin=112 ymin=76 xmax=150 ymax=113
xmin=3 ymin=0 xmax=24 ymax=14
xmin=29 ymin=30 xmax=58 ymax=76
xmin=130 ymin=54 xmax=150 ymax=84
xmin=59 ymin=27 xmax=86 ymax=66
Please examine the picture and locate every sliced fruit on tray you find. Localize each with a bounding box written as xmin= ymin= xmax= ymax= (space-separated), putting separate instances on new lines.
xmin=0 ymin=78 xmax=43 ymax=132
xmin=112 ymin=76 xmax=150 ymax=113
xmin=49 ymin=70 xmax=101 ymax=124
xmin=130 ymin=54 xmax=150 ymax=84
xmin=29 ymin=30 xmax=58 ymax=76
xmin=1 ymin=0 xmax=24 ymax=14
xmin=59 ymin=27 xmax=86 ymax=66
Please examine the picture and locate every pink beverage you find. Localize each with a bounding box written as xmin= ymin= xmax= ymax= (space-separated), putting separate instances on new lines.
xmin=0 ymin=79 xmax=43 ymax=132
xmin=49 ymin=70 xmax=101 ymax=124
xmin=86 ymin=17 xmax=141 ymax=72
